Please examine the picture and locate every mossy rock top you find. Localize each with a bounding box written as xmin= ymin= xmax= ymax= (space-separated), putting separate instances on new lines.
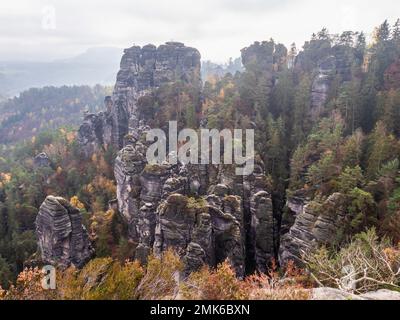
xmin=143 ymin=164 xmax=168 ymax=176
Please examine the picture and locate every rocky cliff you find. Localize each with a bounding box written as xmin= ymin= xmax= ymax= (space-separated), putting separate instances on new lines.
xmin=74 ymin=40 xmax=354 ymax=275
xmin=296 ymin=41 xmax=360 ymax=119
xmin=78 ymin=42 xmax=201 ymax=156
xmin=241 ymin=40 xmax=287 ymax=95
xmin=114 ymin=144 xmax=275 ymax=276
xmin=279 ymin=193 xmax=346 ymax=264
xmin=78 ymin=42 xmax=275 ymax=275
xmin=35 ymin=196 xmax=94 ymax=268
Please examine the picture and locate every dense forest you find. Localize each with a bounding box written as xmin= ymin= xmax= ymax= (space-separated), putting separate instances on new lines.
xmin=1 ymin=19 xmax=400 ymax=299
xmin=0 ymin=85 xmax=112 ymax=145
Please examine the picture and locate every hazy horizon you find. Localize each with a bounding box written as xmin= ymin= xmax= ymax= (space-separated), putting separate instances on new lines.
xmin=1 ymin=0 xmax=400 ymax=63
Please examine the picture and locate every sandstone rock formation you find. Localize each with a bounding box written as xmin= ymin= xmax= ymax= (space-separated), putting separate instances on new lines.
xmin=78 ymin=42 xmax=201 ymax=155
xmin=295 ymin=42 xmax=360 ymax=119
xmin=279 ymin=193 xmax=346 ymax=265
xmin=310 ymin=56 xmax=336 ymax=119
xmin=249 ymin=191 xmax=274 ymax=273
xmin=35 ymin=195 xmax=93 ymax=267
xmin=241 ymin=40 xmax=287 ymax=95
xmin=76 ymin=39 xmax=358 ymax=277
xmin=77 ymin=41 xmax=276 ymax=276
xmin=114 ymin=143 xmax=275 ymax=275
xmin=33 ymin=152 xmax=51 ymax=168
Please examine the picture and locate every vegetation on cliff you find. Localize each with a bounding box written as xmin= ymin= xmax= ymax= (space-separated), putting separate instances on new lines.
xmin=1 ymin=19 xmax=400 ymax=298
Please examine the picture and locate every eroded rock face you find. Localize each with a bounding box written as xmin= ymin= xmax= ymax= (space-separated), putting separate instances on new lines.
xmin=154 ymin=194 xmax=209 ymax=269
xmin=279 ymin=193 xmax=346 ymax=265
xmin=35 ymin=196 xmax=94 ymax=268
xmin=206 ymin=190 xmax=245 ymax=277
xmin=311 ymin=56 xmax=336 ymax=119
xmin=34 ymin=152 xmax=51 ymax=168
xmin=114 ymin=143 xmax=147 ymax=242
xmin=78 ymin=109 xmax=113 ymax=157
xmin=295 ymin=42 xmax=360 ymax=119
xmin=250 ymin=191 xmax=274 ymax=273
xmin=78 ymin=41 xmax=275 ymax=276
xmin=78 ymin=42 xmax=201 ymax=154
xmin=114 ymin=141 xmax=274 ymax=275
xmin=241 ymin=40 xmax=287 ymax=96
xmin=280 ymin=189 xmax=309 ymax=236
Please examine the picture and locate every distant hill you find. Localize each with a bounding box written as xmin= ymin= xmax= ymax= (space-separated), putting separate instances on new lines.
xmin=201 ymin=57 xmax=243 ymax=80
xmin=0 ymin=47 xmax=122 ymax=97
xmin=0 ymin=85 xmax=112 ymax=144
xmin=0 ymin=46 xmax=243 ymax=97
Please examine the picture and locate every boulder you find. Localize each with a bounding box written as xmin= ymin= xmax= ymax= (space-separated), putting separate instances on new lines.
xmin=311 ymin=287 xmax=363 ymax=300
xmin=359 ymin=289 xmax=400 ymax=300
xmin=312 ymin=287 xmax=400 ymax=300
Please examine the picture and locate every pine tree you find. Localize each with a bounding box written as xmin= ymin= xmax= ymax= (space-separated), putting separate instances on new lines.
xmin=339 ymin=31 xmax=354 ymax=46
xmin=377 ymin=89 xmax=400 ymax=135
xmin=355 ymin=32 xmax=366 ymax=62
xmin=317 ymin=28 xmax=330 ymax=41
xmin=287 ymin=43 xmax=297 ymax=69
xmin=374 ymin=20 xmax=391 ymax=43
xmin=366 ymin=121 xmax=398 ymax=179
xmin=311 ymin=33 xmax=317 ymax=41
xmin=292 ymin=75 xmax=312 ymax=146
xmin=185 ymin=103 xmax=197 ymax=128
xmin=393 ymin=19 xmax=400 ymax=45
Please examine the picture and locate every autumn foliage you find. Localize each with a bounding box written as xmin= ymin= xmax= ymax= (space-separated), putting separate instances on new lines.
xmin=0 ymin=251 xmax=310 ymax=300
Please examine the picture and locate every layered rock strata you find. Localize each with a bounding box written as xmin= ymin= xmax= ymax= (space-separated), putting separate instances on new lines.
xmin=35 ymin=195 xmax=93 ymax=267
xmin=77 ymin=41 xmax=276 ymax=276
xmin=279 ymin=193 xmax=346 ymax=265
xmin=78 ymin=42 xmax=201 ymax=155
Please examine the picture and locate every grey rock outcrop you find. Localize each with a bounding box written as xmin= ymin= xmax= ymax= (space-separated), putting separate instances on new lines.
xmin=359 ymin=289 xmax=400 ymax=300
xmin=279 ymin=193 xmax=346 ymax=265
xmin=114 ymin=142 xmax=274 ymax=275
xmin=78 ymin=42 xmax=201 ymax=155
xmin=310 ymin=56 xmax=336 ymax=119
xmin=244 ymin=162 xmax=275 ymax=273
xmin=34 ymin=152 xmax=51 ymax=168
xmin=206 ymin=191 xmax=245 ymax=277
xmin=154 ymin=194 xmax=212 ymax=272
xmin=35 ymin=196 xmax=94 ymax=268
xmin=78 ymin=41 xmax=275 ymax=276
xmin=280 ymin=190 xmax=309 ymax=236
xmin=311 ymin=287 xmax=363 ymax=300
xmin=249 ymin=191 xmax=274 ymax=273
xmin=77 ymin=105 xmax=113 ymax=157
xmin=295 ymin=41 xmax=361 ymax=119
xmin=309 ymin=46 xmax=355 ymax=119
xmin=311 ymin=287 xmax=400 ymax=300
xmin=241 ymin=40 xmax=287 ymax=95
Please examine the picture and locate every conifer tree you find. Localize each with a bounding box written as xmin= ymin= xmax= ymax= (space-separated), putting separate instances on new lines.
xmin=374 ymin=20 xmax=391 ymax=43
xmin=392 ymin=18 xmax=400 ymax=42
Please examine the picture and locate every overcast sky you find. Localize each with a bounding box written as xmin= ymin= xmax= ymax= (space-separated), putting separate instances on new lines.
xmin=1 ymin=0 xmax=399 ymax=63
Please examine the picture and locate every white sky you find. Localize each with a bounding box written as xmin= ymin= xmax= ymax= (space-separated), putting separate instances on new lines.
xmin=0 ymin=0 xmax=399 ymax=63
